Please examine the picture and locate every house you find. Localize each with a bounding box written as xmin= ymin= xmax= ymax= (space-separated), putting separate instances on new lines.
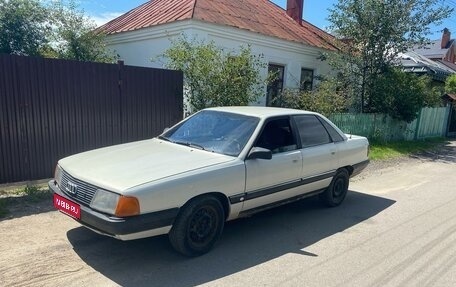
xmin=400 ymin=28 xmax=456 ymax=83
xmin=99 ymin=0 xmax=338 ymax=106
xmin=412 ymin=28 xmax=456 ymax=64
xmin=399 ymin=51 xmax=454 ymax=83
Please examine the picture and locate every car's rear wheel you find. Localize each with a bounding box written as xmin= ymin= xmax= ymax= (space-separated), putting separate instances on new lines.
xmin=320 ymin=169 xmax=349 ymax=207
xmin=169 ymin=196 xmax=225 ymax=257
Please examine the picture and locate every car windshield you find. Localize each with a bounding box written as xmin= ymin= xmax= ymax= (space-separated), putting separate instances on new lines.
xmin=161 ymin=110 xmax=260 ymax=156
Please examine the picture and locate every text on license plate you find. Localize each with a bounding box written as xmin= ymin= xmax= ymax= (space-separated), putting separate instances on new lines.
xmin=53 ymin=193 xmax=81 ymax=219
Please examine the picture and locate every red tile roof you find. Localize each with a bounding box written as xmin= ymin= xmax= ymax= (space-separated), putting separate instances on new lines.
xmin=100 ymin=0 xmax=338 ymax=50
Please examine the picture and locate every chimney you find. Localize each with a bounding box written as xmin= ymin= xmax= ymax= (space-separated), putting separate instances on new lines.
xmin=286 ymin=0 xmax=303 ymax=25
xmin=441 ymin=28 xmax=451 ymax=49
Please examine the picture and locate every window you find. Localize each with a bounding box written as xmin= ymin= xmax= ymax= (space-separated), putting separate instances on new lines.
xmin=255 ymin=118 xmax=297 ymax=153
xmin=294 ymin=115 xmax=331 ymax=147
xmin=267 ymin=64 xmax=285 ymax=106
xmin=163 ymin=111 xmax=259 ymax=156
xmin=319 ymin=117 xmax=344 ymax=142
xmin=300 ymin=68 xmax=314 ymax=91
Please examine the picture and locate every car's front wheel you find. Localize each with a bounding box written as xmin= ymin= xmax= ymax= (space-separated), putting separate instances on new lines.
xmin=169 ymin=196 xmax=225 ymax=257
xmin=320 ymin=169 xmax=349 ymax=207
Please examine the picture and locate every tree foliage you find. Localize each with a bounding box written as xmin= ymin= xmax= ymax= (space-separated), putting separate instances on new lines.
xmin=370 ymin=68 xmax=440 ymax=122
xmin=47 ymin=1 xmax=115 ymax=62
xmin=0 ymin=0 xmax=49 ymax=56
xmin=279 ymin=79 xmax=349 ymax=117
xmin=162 ymin=36 xmax=268 ymax=113
xmin=445 ymin=74 xmax=456 ymax=94
xmin=0 ymin=0 xmax=115 ymax=62
xmin=326 ymin=0 xmax=452 ymax=119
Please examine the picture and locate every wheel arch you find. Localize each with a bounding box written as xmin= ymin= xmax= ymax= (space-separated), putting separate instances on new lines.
xmin=182 ymin=192 xmax=231 ymax=221
xmin=340 ymin=165 xmax=354 ymax=176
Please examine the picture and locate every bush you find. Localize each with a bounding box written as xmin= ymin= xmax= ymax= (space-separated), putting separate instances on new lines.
xmin=278 ymin=79 xmax=348 ymax=116
xmin=161 ymin=35 xmax=268 ymax=114
xmin=370 ymin=69 xmax=441 ymax=122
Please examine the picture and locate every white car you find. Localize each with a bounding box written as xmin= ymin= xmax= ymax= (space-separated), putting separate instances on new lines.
xmin=50 ymin=106 xmax=369 ymax=256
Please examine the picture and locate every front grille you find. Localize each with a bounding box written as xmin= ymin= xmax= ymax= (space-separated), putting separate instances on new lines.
xmin=60 ymin=169 xmax=98 ymax=206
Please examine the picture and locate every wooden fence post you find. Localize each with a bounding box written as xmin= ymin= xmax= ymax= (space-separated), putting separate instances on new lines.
xmin=414 ymin=109 xmax=422 ymax=140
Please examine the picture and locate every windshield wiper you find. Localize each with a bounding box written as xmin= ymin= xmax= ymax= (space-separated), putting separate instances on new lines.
xmin=173 ymin=140 xmax=205 ymax=150
xmin=157 ymin=135 xmax=170 ymax=142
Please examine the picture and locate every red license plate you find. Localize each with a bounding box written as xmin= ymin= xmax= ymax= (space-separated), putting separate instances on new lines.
xmin=54 ymin=193 xmax=81 ymax=219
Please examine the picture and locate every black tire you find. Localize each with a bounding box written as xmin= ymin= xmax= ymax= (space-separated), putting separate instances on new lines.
xmin=320 ymin=169 xmax=349 ymax=207
xmin=169 ymin=196 xmax=225 ymax=257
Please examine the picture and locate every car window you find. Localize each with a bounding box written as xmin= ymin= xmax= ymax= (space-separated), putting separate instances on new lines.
xmin=162 ymin=110 xmax=259 ymax=157
xmin=318 ymin=117 xmax=345 ymax=142
xmin=255 ymin=118 xmax=297 ymax=153
xmin=294 ymin=115 xmax=331 ymax=147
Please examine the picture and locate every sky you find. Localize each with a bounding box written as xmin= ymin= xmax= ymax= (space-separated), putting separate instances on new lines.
xmin=78 ymin=0 xmax=455 ymax=40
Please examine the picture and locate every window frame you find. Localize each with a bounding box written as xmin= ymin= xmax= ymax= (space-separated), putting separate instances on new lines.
xmin=266 ymin=64 xmax=285 ymax=107
xmin=253 ymin=116 xmax=300 ymax=154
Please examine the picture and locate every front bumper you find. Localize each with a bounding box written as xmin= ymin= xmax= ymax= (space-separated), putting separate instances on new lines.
xmin=49 ymin=180 xmax=179 ymax=239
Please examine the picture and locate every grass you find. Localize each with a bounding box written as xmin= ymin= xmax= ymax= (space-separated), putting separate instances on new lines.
xmin=369 ymin=137 xmax=447 ymax=161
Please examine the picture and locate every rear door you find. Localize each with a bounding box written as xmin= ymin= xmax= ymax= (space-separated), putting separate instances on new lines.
xmin=293 ymin=115 xmax=341 ymax=191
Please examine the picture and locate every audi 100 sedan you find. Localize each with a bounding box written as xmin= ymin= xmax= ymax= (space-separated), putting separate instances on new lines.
xmin=50 ymin=106 xmax=369 ymax=256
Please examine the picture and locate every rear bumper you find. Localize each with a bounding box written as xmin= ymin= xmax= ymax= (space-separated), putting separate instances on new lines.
xmin=351 ymin=160 xmax=369 ymax=177
xmin=49 ymin=180 xmax=179 ymax=240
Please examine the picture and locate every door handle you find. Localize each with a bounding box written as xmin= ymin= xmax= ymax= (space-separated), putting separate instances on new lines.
xmin=292 ymin=159 xmax=299 ymax=163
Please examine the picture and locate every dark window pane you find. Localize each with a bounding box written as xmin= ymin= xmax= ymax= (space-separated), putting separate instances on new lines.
xmin=294 ymin=115 xmax=331 ymax=147
xmin=267 ymin=64 xmax=285 ymax=107
xmin=300 ymin=68 xmax=314 ymax=91
xmin=318 ymin=117 xmax=344 ymax=142
xmin=256 ymin=118 xmax=297 ymax=153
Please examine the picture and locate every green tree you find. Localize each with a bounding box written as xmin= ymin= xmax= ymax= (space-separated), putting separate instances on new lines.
xmin=0 ymin=0 xmax=49 ymax=56
xmin=370 ymin=68 xmax=439 ymax=122
xmin=161 ymin=36 xmax=268 ymax=113
xmin=327 ymin=0 xmax=452 ymax=117
xmin=445 ymin=74 xmax=456 ymax=94
xmin=49 ymin=1 xmax=116 ymax=62
xmin=0 ymin=0 xmax=115 ymax=62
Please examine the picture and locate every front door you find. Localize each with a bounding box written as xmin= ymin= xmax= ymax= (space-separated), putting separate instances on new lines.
xmin=243 ymin=117 xmax=302 ymax=211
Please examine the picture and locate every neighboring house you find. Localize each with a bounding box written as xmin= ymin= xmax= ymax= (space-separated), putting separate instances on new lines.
xmin=400 ymin=28 xmax=456 ymax=83
xmin=399 ymin=51 xmax=454 ymax=83
xmin=100 ymin=0 xmax=338 ymax=106
xmin=412 ymin=28 xmax=456 ymax=64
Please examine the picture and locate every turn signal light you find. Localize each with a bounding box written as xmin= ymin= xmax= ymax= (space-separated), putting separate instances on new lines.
xmin=115 ymin=196 xmax=140 ymax=217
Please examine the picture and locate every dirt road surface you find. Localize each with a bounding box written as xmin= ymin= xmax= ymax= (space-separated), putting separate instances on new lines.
xmin=1 ymin=141 xmax=455 ymax=287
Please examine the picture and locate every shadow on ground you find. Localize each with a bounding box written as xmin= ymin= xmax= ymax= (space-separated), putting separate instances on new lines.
xmin=67 ymin=190 xmax=395 ymax=287
xmin=411 ymin=140 xmax=456 ymax=164
xmin=0 ymin=192 xmax=53 ymax=221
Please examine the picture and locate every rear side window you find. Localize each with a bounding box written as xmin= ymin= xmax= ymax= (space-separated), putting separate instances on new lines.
xmin=294 ymin=115 xmax=331 ymax=147
xmin=319 ymin=117 xmax=344 ymax=142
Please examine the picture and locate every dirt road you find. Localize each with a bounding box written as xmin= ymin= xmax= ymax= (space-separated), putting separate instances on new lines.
xmin=1 ymin=141 xmax=455 ymax=287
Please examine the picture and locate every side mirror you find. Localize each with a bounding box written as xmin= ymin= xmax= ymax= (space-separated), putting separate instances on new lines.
xmin=247 ymin=147 xmax=272 ymax=160
xmin=163 ymin=127 xmax=170 ymax=133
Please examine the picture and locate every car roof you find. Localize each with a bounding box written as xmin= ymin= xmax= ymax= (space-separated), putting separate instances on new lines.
xmin=205 ymin=106 xmax=317 ymax=119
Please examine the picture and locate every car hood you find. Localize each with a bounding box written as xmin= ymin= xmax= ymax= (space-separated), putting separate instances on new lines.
xmin=58 ymin=138 xmax=235 ymax=192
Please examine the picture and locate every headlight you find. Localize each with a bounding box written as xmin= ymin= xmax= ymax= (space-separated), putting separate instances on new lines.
xmin=90 ymin=189 xmax=140 ymax=217
xmin=54 ymin=165 xmax=63 ymax=187
xmin=90 ymin=189 xmax=120 ymax=215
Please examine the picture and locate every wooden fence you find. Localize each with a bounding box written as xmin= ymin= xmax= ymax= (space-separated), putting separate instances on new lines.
xmin=329 ymin=106 xmax=451 ymax=141
xmin=0 ymin=55 xmax=183 ymax=184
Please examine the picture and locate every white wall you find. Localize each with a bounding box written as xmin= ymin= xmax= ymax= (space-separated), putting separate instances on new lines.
xmin=106 ymin=20 xmax=332 ymax=106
